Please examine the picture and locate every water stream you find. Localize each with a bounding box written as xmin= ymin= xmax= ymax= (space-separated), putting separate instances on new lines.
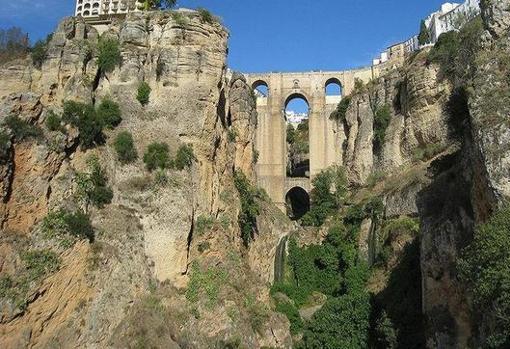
xmin=274 ymin=235 xmax=289 ymax=283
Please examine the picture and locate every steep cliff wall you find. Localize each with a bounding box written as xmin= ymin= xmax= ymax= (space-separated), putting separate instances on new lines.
xmin=0 ymin=11 xmax=292 ymax=348
xmin=340 ymin=2 xmax=510 ymax=347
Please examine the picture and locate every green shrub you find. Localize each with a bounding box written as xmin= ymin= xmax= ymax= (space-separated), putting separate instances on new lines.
xmin=3 ymin=115 xmax=42 ymax=141
xmin=137 ymin=81 xmax=151 ymax=106
xmin=171 ymin=11 xmax=188 ymax=27
xmin=366 ymin=170 xmax=386 ymax=188
xmin=0 ymin=130 xmax=10 ymax=160
xmin=97 ymin=98 xmax=122 ymax=129
xmin=186 ymin=262 xmax=228 ymax=308
xmin=143 ymin=142 xmax=170 ymax=171
xmin=174 ymin=144 xmax=195 ymax=170
xmin=246 ymin=297 xmax=269 ymax=334
xmin=427 ymin=17 xmax=483 ymax=85
xmin=330 ymin=96 xmax=351 ymax=122
xmin=275 ymin=299 xmax=304 ymax=335
xmin=45 ymin=110 xmax=63 ymax=132
xmin=195 ymin=215 xmax=215 ymax=235
xmin=114 ymin=131 xmax=137 ymax=164
xmin=458 ymin=207 xmax=510 ymax=348
xmin=98 ymin=37 xmax=121 ymax=73
xmin=373 ymin=104 xmax=391 ymax=151
xmin=197 ymin=8 xmax=216 ymax=24
xmin=373 ymin=310 xmax=398 ymax=349
xmin=412 ymin=143 xmax=444 ymax=162
xmin=42 ymin=209 xmax=95 ymax=242
xmin=153 ymin=169 xmax=169 ymax=187
xmin=62 ymin=101 xmax=105 ymax=149
xmin=76 ymin=156 xmax=113 ymax=209
xmin=0 ymin=276 xmax=13 ymax=298
xmin=418 ymin=20 xmax=431 ymax=45
xmin=234 ymin=171 xmax=260 ymax=246
xmin=31 ymin=36 xmax=51 ymax=69
xmin=21 ymin=249 xmax=61 ymax=281
xmin=227 ymin=128 xmax=237 ymax=142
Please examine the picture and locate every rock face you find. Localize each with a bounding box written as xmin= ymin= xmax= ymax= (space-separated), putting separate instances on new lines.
xmin=0 ymin=11 xmax=292 ymax=348
xmin=342 ymin=53 xmax=451 ymax=186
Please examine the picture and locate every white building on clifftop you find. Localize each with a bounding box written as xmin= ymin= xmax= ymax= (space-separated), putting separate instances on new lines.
xmin=424 ymin=0 xmax=480 ymax=43
xmin=75 ymin=0 xmax=142 ymax=18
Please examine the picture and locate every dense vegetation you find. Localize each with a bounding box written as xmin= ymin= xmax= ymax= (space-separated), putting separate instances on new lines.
xmin=418 ymin=20 xmax=431 ymax=45
xmin=76 ymin=156 xmax=114 ymax=210
xmin=458 ymin=207 xmax=510 ymax=348
xmin=427 ymin=16 xmax=483 ymax=87
xmin=330 ymin=95 xmax=351 ymax=122
xmin=42 ymin=209 xmax=95 ymax=244
xmin=61 ymin=99 xmax=123 ymax=148
xmin=143 ymin=142 xmax=171 ymax=171
xmin=273 ymin=215 xmax=372 ymax=348
xmin=2 ymin=115 xmax=42 ymax=142
xmin=301 ymin=166 xmax=347 ymax=227
xmin=233 ymin=171 xmax=261 ymax=246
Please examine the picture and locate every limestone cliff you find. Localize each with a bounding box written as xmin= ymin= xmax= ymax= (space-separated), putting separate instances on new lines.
xmin=0 ymin=11 xmax=292 ymax=348
xmin=339 ymin=2 xmax=510 ymax=347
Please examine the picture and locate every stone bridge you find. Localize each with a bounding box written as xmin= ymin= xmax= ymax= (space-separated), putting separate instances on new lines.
xmin=246 ymin=66 xmax=379 ymax=214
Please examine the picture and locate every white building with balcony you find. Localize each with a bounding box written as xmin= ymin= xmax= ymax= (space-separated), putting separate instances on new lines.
xmin=75 ymin=0 xmax=142 ymax=19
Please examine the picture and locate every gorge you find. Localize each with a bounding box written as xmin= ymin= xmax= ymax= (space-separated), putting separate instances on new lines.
xmin=1 ymin=1 xmax=510 ymax=348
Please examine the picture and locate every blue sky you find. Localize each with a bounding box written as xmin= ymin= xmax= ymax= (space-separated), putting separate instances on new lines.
xmin=0 ymin=0 xmax=447 ymax=73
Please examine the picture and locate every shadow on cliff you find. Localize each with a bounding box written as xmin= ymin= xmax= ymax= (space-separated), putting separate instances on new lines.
xmin=371 ymin=238 xmax=426 ymax=349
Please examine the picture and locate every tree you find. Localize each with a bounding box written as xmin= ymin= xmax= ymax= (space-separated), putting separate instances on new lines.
xmin=143 ymin=142 xmax=171 ymax=171
xmin=137 ymin=82 xmax=151 ymax=106
xmin=31 ymin=40 xmax=47 ymax=69
xmin=114 ymin=131 xmax=137 ymax=164
xmin=98 ymin=38 xmax=121 ymax=73
xmin=301 ymin=166 xmax=347 ymax=226
xmin=300 ymin=284 xmax=371 ymax=349
xmin=418 ymin=20 xmax=431 ymax=45
xmin=174 ymin=144 xmax=195 ymax=170
xmin=97 ymin=98 xmax=122 ymax=129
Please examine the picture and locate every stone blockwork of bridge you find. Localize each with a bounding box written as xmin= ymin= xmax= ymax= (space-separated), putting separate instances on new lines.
xmin=246 ymin=66 xmax=379 ymax=209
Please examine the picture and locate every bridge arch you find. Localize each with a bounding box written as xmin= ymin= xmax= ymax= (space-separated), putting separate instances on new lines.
xmin=325 ymin=78 xmax=342 ymax=104
xmin=325 ymin=77 xmax=343 ymax=96
xmin=252 ymin=80 xmax=269 ymax=98
xmin=285 ymin=186 xmax=310 ymax=220
xmin=284 ymin=92 xmax=310 ymax=111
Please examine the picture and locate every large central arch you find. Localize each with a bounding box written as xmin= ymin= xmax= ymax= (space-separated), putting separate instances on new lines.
xmin=285 ymin=93 xmax=310 ymax=178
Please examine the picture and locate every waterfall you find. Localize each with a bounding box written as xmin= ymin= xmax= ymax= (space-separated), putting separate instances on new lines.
xmin=274 ymin=235 xmax=288 ymax=283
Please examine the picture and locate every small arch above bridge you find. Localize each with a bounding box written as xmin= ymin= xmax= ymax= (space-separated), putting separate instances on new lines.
xmin=325 ymin=77 xmax=343 ymax=104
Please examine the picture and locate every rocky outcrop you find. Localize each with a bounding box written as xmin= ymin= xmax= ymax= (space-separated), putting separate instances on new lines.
xmin=342 ymin=53 xmax=451 ymax=185
xmin=480 ymin=0 xmax=510 ymax=38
